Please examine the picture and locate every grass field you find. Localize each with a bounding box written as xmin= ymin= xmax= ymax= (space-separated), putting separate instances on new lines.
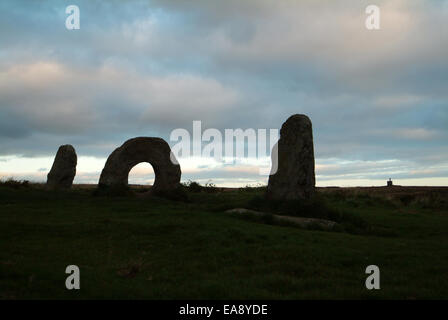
xmin=1 ymin=181 xmax=448 ymax=299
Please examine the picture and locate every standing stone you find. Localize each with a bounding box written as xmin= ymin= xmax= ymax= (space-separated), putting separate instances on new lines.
xmin=98 ymin=137 xmax=181 ymax=194
xmin=47 ymin=145 xmax=77 ymax=189
xmin=266 ymin=114 xmax=315 ymax=200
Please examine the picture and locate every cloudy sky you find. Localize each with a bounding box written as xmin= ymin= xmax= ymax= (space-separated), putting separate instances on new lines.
xmin=1 ymin=0 xmax=447 ymax=187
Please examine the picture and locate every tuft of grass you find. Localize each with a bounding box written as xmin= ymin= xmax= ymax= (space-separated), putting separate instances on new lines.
xmin=182 ymin=180 xmax=203 ymax=193
xmin=0 ymin=178 xmax=30 ymax=189
xmin=203 ymin=181 xmax=218 ymax=193
xmin=405 ymin=192 xmax=448 ymax=210
xmin=182 ymin=180 xmax=218 ymax=193
xmin=238 ymin=184 xmax=267 ymax=193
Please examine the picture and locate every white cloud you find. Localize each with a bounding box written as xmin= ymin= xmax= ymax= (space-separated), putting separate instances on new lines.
xmin=0 ymin=61 xmax=242 ymax=135
xmin=1 ymin=0 xmax=448 ymax=186
xmin=393 ymin=128 xmax=440 ymax=140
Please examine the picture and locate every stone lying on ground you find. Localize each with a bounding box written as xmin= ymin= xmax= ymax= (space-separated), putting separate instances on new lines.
xmin=225 ymin=208 xmax=337 ymax=230
xmin=47 ymin=144 xmax=77 ymax=189
xmin=267 ymin=114 xmax=315 ymax=200
xmin=98 ymin=137 xmax=181 ymax=194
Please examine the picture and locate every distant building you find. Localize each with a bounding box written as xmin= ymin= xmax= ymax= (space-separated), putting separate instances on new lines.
xmin=387 ymin=178 xmax=393 ymax=187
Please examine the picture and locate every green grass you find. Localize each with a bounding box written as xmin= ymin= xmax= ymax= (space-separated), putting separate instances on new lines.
xmin=0 ymin=183 xmax=447 ymax=299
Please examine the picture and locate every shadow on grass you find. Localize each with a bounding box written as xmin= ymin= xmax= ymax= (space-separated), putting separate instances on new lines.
xmin=93 ymin=183 xmax=190 ymax=202
xmin=246 ymin=194 xmax=372 ymax=235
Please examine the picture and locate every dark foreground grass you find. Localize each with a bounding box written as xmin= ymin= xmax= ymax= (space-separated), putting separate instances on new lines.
xmin=0 ymin=184 xmax=448 ymax=299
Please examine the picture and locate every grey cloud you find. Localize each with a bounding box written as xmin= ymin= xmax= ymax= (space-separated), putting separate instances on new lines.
xmin=0 ymin=0 xmax=447 ymax=184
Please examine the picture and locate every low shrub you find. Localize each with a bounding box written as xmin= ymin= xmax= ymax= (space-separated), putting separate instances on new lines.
xmin=0 ymin=178 xmax=30 ymax=189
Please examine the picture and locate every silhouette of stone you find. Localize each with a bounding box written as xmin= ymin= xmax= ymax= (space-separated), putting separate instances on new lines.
xmin=47 ymin=145 xmax=77 ymax=189
xmin=98 ymin=137 xmax=181 ymax=194
xmin=266 ymin=114 xmax=315 ymax=200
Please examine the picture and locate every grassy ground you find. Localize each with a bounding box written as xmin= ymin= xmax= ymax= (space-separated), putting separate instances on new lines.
xmin=1 ymin=182 xmax=447 ymax=299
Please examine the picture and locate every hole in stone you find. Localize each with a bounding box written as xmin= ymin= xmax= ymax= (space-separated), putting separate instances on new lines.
xmin=128 ymin=162 xmax=155 ymax=193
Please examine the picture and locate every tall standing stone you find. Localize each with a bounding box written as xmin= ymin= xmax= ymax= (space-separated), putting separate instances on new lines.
xmin=47 ymin=145 xmax=77 ymax=189
xmin=266 ymin=114 xmax=315 ymax=200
